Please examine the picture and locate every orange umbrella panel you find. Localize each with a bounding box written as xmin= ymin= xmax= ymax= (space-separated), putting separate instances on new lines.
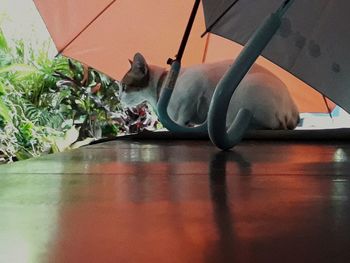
xmin=34 ymin=0 xmax=335 ymax=114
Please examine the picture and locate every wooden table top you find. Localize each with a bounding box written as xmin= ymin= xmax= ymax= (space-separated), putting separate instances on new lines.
xmin=1 ymin=139 xmax=350 ymax=262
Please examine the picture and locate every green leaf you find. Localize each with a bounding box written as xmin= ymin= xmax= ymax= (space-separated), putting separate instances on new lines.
xmin=0 ymin=82 xmax=5 ymax=95
xmin=0 ymin=99 xmax=11 ymax=123
xmin=15 ymin=149 xmax=33 ymax=160
xmin=0 ymin=29 xmax=9 ymax=51
xmin=71 ymin=137 xmax=95 ymax=149
xmin=53 ymin=126 xmax=80 ymax=152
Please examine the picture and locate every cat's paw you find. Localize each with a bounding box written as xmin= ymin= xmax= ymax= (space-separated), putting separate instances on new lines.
xmin=277 ymin=111 xmax=300 ymax=130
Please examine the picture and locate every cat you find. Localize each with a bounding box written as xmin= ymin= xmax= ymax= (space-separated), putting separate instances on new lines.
xmin=119 ymin=52 xmax=299 ymax=130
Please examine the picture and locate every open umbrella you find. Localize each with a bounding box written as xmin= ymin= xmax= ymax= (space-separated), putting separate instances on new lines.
xmin=200 ymin=0 xmax=350 ymax=149
xmin=33 ymin=0 xmax=344 ymax=149
xmin=33 ymin=0 xmax=332 ymax=113
xmin=203 ymin=0 xmax=349 ymax=112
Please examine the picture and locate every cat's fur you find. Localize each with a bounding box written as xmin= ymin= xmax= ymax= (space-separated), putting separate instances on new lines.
xmin=119 ymin=53 xmax=299 ymax=129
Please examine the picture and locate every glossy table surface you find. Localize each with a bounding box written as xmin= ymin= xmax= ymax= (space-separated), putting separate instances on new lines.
xmin=1 ymin=138 xmax=350 ymax=263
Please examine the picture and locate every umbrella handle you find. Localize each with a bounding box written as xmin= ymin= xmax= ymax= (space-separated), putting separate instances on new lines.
xmin=157 ymin=60 xmax=208 ymax=134
xmin=208 ymin=1 xmax=294 ymax=150
xmin=209 ymin=107 xmax=253 ymax=151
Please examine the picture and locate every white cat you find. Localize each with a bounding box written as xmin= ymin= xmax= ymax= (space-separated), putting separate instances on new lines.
xmin=119 ymin=53 xmax=299 ymax=130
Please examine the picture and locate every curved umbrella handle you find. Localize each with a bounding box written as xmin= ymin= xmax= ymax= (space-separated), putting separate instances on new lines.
xmin=157 ymin=60 xmax=208 ymax=134
xmin=209 ymin=107 xmax=253 ymax=150
xmin=208 ymin=2 xmax=293 ymax=150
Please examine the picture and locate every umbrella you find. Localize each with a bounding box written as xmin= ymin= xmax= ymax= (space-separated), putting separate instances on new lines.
xmin=33 ymin=0 xmax=332 ymax=113
xmin=33 ymin=0 xmax=342 ymax=149
xmin=200 ymin=0 xmax=350 ymax=149
xmin=203 ymin=0 xmax=349 ymax=112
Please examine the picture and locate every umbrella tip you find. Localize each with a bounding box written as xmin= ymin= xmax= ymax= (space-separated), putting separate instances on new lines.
xmin=276 ymin=0 xmax=293 ymax=15
xmin=283 ymin=0 xmax=291 ymax=6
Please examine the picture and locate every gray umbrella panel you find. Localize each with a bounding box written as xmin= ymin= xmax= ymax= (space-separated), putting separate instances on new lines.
xmin=202 ymin=0 xmax=350 ymax=113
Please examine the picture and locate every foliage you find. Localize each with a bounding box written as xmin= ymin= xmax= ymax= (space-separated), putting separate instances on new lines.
xmin=0 ymin=27 xmax=159 ymax=165
xmin=0 ymin=30 xmax=70 ymax=163
xmin=52 ymin=59 xmax=159 ymax=139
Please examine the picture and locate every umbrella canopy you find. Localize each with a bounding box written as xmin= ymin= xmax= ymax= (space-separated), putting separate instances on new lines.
xmin=33 ymin=0 xmax=334 ymax=113
xmin=203 ymin=0 xmax=349 ymax=113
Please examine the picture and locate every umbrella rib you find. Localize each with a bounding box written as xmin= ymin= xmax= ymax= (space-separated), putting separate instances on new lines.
xmin=175 ymin=0 xmax=201 ymax=63
xmin=58 ymin=0 xmax=117 ymax=54
xmin=322 ymin=95 xmax=333 ymax=119
xmin=201 ymin=0 xmax=240 ymax=38
xmin=201 ymin=33 xmax=211 ymax=63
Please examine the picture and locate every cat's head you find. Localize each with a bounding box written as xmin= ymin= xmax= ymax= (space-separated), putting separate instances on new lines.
xmin=119 ymin=53 xmax=153 ymax=108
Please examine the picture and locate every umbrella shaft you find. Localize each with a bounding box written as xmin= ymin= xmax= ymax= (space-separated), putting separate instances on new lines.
xmin=157 ymin=60 xmax=208 ymax=134
xmin=208 ymin=0 xmax=295 ymax=150
xmin=173 ymin=0 xmax=201 ymax=63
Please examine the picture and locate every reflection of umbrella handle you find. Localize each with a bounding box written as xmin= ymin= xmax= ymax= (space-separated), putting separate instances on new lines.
xmin=157 ymin=60 xmax=208 ymax=134
xmin=208 ymin=1 xmax=294 ymax=150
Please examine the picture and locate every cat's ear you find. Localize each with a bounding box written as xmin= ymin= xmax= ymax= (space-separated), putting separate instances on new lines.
xmin=131 ymin=52 xmax=148 ymax=77
xmin=128 ymin=59 xmax=133 ymax=66
xmin=121 ymin=53 xmax=150 ymax=87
